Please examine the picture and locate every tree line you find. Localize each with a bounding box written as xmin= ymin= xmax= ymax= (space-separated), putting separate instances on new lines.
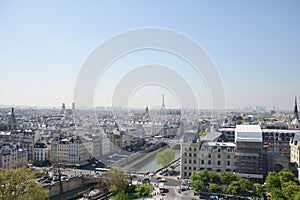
xmin=190 ymin=168 xmax=300 ymax=200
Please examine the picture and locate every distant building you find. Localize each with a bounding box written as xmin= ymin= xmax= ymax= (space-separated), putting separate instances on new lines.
xmin=7 ymin=108 xmax=16 ymax=131
xmin=33 ymin=140 xmax=50 ymax=166
xmin=0 ymin=142 xmax=28 ymax=168
xmin=50 ymin=136 xmax=90 ymax=165
xmin=10 ymin=129 xmax=39 ymax=162
xmin=291 ymin=96 xmax=300 ymax=129
xmin=61 ymin=103 xmax=66 ymax=114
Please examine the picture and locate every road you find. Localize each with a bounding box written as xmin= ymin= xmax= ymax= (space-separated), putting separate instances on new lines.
xmin=133 ymin=165 xmax=200 ymax=200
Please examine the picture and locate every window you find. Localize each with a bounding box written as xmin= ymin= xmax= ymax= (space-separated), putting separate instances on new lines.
xmin=227 ymin=161 xmax=230 ymax=166
xmin=194 ymin=160 xmax=196 ymax=164
xmin=201 ymin=160 xmax=204 ymax=165
xmin=208 ymin=160 xmax=211 ymax=165
xmin=194 ymin=153 xmax=197 ymax=157
xmin=208 ymin=154 xmax=211 ymax=158
xmin=218 ymin=154 xmax=221 ymax=159
xmin=189 ymin=159 xmax=191 ymax=164
xmin=227 ymin=155 xmax=230 ymax=159
xmin=218 ymin=161 xmax=221 ymax=165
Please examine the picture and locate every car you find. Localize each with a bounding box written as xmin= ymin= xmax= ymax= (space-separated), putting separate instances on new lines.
xmin=158 ymin=178 xmax=166 ymax=182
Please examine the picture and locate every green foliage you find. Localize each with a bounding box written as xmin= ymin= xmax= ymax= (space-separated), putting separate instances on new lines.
xmin=134 ymin=184 xmax=152 ymax=198
xmin=208 ymin=171 xmax=220 ymax=184
xmin=155 ymin=148 xmax=175 ymax=168
xmin=190 ymin=169 xmax=266 ymax=197
xmin=225 ymin=181 xmax=240 ymax=195
xmin=190 ymin=169 xmax=209 ymax=185
xmin=237 ymin=178 xmax=252 ymax=196
xmin=266 ymin=168 xmax=300 ymax=200
xmin=199 ymin=130 xmax=205 ymax=136
xmin=225 ymin=178 xmax=252 ymax=196
xmin=270 ymin=188 xmax=285 ymax=200
xmin=192 ymin=180 xmax=205 ymax=192
xmin=236 ymin=120 xmax=244 ymax=125
xmin=0 ymin=167 xmax=48 ymax=200
xmin=278 ymin=168 xmax=294 ymax=183
xmin=112 ymin=191 xmax=129 ymax=200
xmin=253 ymin=183 xmax=264 ymax=197
xmin=106 ymin=168 xmax=128 ymax=193
xmin=220 ymin=171 xmax=238 ymax=185
xmin=208 ymin=183 xmax=219 ymax=193
xmin=259 ymin=112 xmax=272 ymax=121
xmin=282 ymin=182 xmax=300 ymax=200
xmin=266 ymin=171 xmax=281 ymax=191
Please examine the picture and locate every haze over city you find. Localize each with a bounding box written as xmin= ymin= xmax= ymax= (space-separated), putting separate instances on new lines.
xmin=0 ymin=1 xmax=299 ymax=110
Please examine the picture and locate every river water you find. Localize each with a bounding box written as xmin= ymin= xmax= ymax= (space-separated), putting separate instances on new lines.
xmin=135 ymin=150 xmax=181 ymax=173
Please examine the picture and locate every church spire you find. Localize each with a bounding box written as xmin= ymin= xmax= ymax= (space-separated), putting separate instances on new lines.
xmin=294 ymin=96 xmax=299 ymax=119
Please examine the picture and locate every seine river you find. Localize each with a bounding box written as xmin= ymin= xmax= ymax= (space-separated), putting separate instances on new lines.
xmin=135 ymin=150 xmax=181 ymax=173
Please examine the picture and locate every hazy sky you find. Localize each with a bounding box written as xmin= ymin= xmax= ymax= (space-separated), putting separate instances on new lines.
xmin=0 ymin=1 xmax=299 ymax=110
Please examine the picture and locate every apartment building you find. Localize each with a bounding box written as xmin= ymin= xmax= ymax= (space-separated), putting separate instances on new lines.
xmin=0 ymin=142 xmax=28 ymax=168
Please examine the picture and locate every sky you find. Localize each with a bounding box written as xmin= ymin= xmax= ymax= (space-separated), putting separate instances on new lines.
xmin=0 ymin=0 xmax=299 ymax=110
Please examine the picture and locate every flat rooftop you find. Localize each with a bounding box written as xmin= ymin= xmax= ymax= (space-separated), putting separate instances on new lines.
xmin=235 ymin=125 xmax=262 ymax=143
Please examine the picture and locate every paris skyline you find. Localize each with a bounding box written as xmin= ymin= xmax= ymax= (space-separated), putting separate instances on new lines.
xmin=0 ymin=1 xmax=299 ymax=110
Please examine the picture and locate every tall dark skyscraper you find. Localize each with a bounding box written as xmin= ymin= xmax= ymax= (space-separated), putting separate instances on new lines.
xmin=295 ymin=96 xmax=299 ymax=120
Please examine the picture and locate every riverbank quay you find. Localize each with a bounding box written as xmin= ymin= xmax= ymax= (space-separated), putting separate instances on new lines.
xmin=112 ymin=144 xmax=169 ymax=172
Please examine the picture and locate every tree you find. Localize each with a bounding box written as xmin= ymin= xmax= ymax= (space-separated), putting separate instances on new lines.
xmin=113 ymin=191 xmax=128 ymax=200
xmin=237 ymin=178 xmax=252 ymax=196
xmin=226 ymin=181 xmax=240 ymax=196
xmin=282 ymin=182 xmax=300 ymax=200
xmin=190 ymin=169 xmax=209 ymax=185
xmin=134 ymin=184 xmax=152 ymax=198
xmin=220 ymin=171 xmax=238 ymax=185
xmin=252 ymin=183 xmax=264 ymax=197
xmin=208 ymin=183 xmax=219 ymax=193
xmin=155 ymin=148 xmax=175 ymax=168
xmin=266 ymin=169 xmax=299 ymax=200
xmin=0 ymin=167 xmax=48 ymax=200
xmin=192 ymin=180 xmax=205 ymax=192
xmin=208 ymin=171 xmax=220 ymax=184
xmin=278 ymin=168 xmax=294 ymax=183
xmin=105 ymin=168 xmax=128 ymax=193
xmin=226 ymin=178 xmax=251 ymax=196
xmin=270 ymin=188 xmax=285 ymax=200
xmin=266 ymin=171 xmax=281 ymax=192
